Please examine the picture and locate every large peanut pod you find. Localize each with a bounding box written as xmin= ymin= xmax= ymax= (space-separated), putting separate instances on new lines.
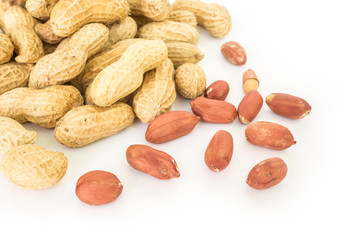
xmin=172 ymin=0 xmax=231 ymax=38
xmin=4 ymin=6 xmax=44 ymax=63
xmin=0 ymin=117 xmax=37 ymax=155
xmin=133 ymin=58 xmax=176 ymax=123
xmin=128 ymin=0 xmax=170 ymax=21
xmin=0 ymin=85 xmax=83 ymax=128
xmin=137 ymin=20 xmax=199 ymax=44
xmin=72 ymin=38 xmax=141 ymax=93
xmin=104 ymin=17 xmax=138 ymax=48
xmin=91 ymin=39 xmax=168 ymax=107
xmin=0 ymin=62 xmax=33 ymax=95
xmin=166 ymin=42 xmax=204 ymax=67
xmin=26 ymin=0 xmax=58 ymax=20
xmin=0 ymin=34 xmax=14 ymax=64
xmin=55 ymin=103 xmax=135 ymax=147
xmin=50 ymin=0 xmax=130 ymax=37
xmin=0 ymin=144 xmax=68 ymax=189
xmin=29 ymin=23 xmax=109 ymax=89
xmin=168 ymin=10 xmax=197 ymax=27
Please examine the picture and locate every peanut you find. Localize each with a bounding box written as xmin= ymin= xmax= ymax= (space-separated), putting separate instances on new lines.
xmin=145 ymin=111 xmax=200 ymax=144
xmin=76 ymin=170 xmax=123 ymax=205
xmin=245 ymin=121 xmax=296 ymax=150
xmin=35 ymin=20 xmax=63 ymax=44
xmin=4 ymin=6 xmax=44 ymax=63
xmin=243 ymin=69 xmax=259 ymax=94
xmin=90 ymin=39 xmax=168 ymax=107
xmin=172 ymin=0 xmax=231 ymax=38
xmin=0 ymin=4 xmax=9 ymax=34
xmin=0 ymin=33 xmax=13 ymax=64
xmin=72 ymin=38 xmax=141 ymax=94
xmin=55 ymin=103 xmax=135 ymax=147
xmin=0 ymin=85 xmax=83 ymax=128
xmin=25 ymin=0 xmax=58 ymax=21
xmin=190 ymin=97 xmax=237 ymax=123
xmin=50 ymin=0 xmax=129 ymax=37
xmin=166 ymin=42 xmax=204 ymax=68
xmin=103 ymin=17 xmax=138 ymax=48
xmin=265 ymin=93 xmax=312 ymax=119
xmin=168 ymin=10 xmax=197 ymax=27
xmin=29 ymin=23 xmax=109 ymax=89
xmin=133 ymin=58 xmax=176 ymax=123
xmin=137 ymin=20 xmax=199 ymax=44
xmin=175 ymin=63 xmax=206 ymax=99
xmin=84 ymin=82 xmax=131 ymax=106
xmin=247 ymin=157 xmax=287 ymax=189
xmin=238 ymin=90 xmax=263 ymax=124
xmin=221 ymin=41 xmax=247 ymax=66
xmin=0 ymin=62 xmax=33 ymax=95
xmin=0 ymin=116 xmax=37 ymax=154
xmin=204 ymin=80 xmax=229 ymax=100
xmin=0 ymin=144 xmax=68 ymax=189
xmin=205 ymin=130 xmax=233 ymax=172
xmin=126 ymin=145 xmax=180 ymax=180
xmin=128 ymin=0 xmax=170 ymax=21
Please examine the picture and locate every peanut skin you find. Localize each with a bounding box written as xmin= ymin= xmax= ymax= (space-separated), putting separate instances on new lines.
xmin=205 ymin=130 xmax=233 ymax=172
xmin=204 ymin=80 xmax=229 ymax=100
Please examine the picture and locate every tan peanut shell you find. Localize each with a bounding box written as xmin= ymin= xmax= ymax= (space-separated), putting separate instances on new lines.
xmin=90 ymin=39 xmax=168 ymax=107
xmin=137 ymin=20 xmax=199 ymax=44
xmin=25 ymin=0 xmax=58 ymax=21
xmin=0 ymin=33 xmax=13 ymax=64
xmin=29 ymin=23 xmax=109 ymax=89
xmin=55 ymin=103 xmax=134 ymax=147
xmin=166 ymin=42 xmax=204 ymax=68
xmin=0 ymin=62 xmax=33 ymax=95
xmin=72 ymin=38 xmax=141 ymax=94
xmin=50 ymin=0 xmax=130 ymax=37
xmin=168 ymin=10 xmax=197 ymax=27
xmin=0 ymin=116 xmax=37 ymax=154
xmin=0 ymin=85 xmax=83 ymax=128
xmin=84 ymin=82 xmax=131 ymax=105
xmin=128 ymin=0 xmax=170 ymax=21
xmin=172 ymin=0 xmax=231 ymax=38
xmin=104 ymin=17 xmax=137 ymax=48
xmin=133 ymin=58 xmax=176 ymax=123
xmin=35 ymin=20 xmax=63 ymax=44
xmin=4 ymin=6 xmax=44 ymax=63
xmin=0 ymin=4 xmax=9 ymax=34
xmin=126 ymin=145 xmax=180 ymax=180
xmin=175 ymin=63 xmax=206 ymax=99
xmin=1 ymin=0 xmax=27 ymax=8
xmin=0 ymin=144 xmax=68 ymax=189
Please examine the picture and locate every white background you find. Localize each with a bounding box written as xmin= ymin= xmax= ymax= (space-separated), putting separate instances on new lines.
xmin=1 ymin=0 xmax=360 ymax=239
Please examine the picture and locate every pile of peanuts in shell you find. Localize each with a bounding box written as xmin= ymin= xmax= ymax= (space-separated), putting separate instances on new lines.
xmin=0 ymin=0 xmax=312 ymax=206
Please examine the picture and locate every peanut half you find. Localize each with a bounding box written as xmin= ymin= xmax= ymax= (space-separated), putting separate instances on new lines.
xmin=0 ymin=85 xmax=83 ymax=128
xmin=243 ymin=69 xmax=259 ymax=94
xmin=76 ymin=170 xmax=123 ymax=205
xmin=4 ymin=6 xmax=44 ymax=63
xmin=247 ymin=157 xmax=287 ymax=189
xmin=175 ymin=63 xmax=206 ymax=99
xmin=204 ymin=80 xmax=229 ymax=100
xmin=50 ymin=0 xmax=130 ymax=37
xmin=55 ymin=103 xmax=135 ymax=148
xmin=0 ymin=116 xmax=37 ymax=154
xmin=191 ymin=97 xmax=237 ymax=124
xmin=245 ymin=121 xmax=296 ymax=150
xmin=145 ymin=111 xmax=200 ymax=144
xmin=90 ymin=39 xmax=168 ymax=107
xmin=0 ymin=62 xmax=33 ymax=95
xmin=237 ymin=90 xmax=263 ymax=124
xmin=172 ymin=0 xmax=231 ymax=38
xmin=0 ymin=144 xmax=68 ymax=189
xmin=266 ymin=93 xmax=312 ymax=119
xmin=126 ymin=145 xmax=180 ymax=180
xmin=133 ymin=58 xmax=176 ymax=123
xmin=205 ymin=130 xmax=233 ymax=172
xmin=0 ymin=33 xmax=14 ymax=64
xmin=29 ymin=23 xmax=109 ymax=89
xmin=221 ymin=41 xmax=247 ymax=66
xmin=137 ymin=20 xmax=199 ymax=44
